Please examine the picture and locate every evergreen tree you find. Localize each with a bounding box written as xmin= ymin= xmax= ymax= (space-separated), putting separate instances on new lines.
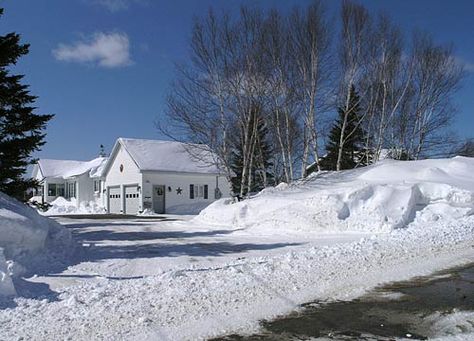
xmin=230 ymin=110 xmax=274 ymax=197
xmin=321 ymin=85 xmax=366 ymax=171
xmin=0 ymin=8 xmax=53 ymax=200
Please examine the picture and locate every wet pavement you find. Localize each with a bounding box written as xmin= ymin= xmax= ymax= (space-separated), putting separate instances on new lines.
xmin=213 ymin=264 xmax=474 ymax=340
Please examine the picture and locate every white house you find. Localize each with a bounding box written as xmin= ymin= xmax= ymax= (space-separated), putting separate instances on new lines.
xmin=31 ymin=157 xmax=108 ymax=206
xmin=102 ymin=138 xmax=231 ymax=214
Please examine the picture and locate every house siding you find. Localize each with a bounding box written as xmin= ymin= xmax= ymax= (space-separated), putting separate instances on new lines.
xmin=142 ymin=172 xmax=230 ymax=214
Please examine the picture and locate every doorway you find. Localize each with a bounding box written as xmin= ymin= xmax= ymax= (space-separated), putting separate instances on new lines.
xmin=152 ymin=185 xmax=165 ymax=214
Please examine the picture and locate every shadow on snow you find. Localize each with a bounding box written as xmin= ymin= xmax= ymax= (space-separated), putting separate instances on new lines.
xmin=84 ymin=241 xmax=301 ymax=261
xmin=1 ymin=219 xmax=301 ymax=307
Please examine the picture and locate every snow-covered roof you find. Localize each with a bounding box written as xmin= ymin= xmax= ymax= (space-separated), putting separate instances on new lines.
xmin=109 ymin=138 xmax=222 ymax=174
xmin=37 ymin=157 xmax=108 ymax=179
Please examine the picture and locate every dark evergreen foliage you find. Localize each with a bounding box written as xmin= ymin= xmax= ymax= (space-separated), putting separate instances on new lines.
xmin=230 ymin=108 xmax=274 ymax=196
xmin=321 ymin=85 xmax=366 ymax=171
xmin=0 ymin=8 xmax=53 ymax=200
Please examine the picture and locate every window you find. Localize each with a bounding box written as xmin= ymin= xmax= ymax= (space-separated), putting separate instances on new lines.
xmin=57 ymin=184 xmax=65 ymax=197
xmin=48 ymin=183 xmax=65 ymax=197
xmin=67 ymin=182 xmax=76 ymax=198
xmin=94 ymin=180 xmax=101 ymax=193
xmin=190 ymin=184 xmax=209 ymax=199
xmin=48 ymin=184 xmax=56 ymax=196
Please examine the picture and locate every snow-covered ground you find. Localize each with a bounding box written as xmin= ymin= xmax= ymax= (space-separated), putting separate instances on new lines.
xmin=1 ymin=157 xmax=474 ymax=340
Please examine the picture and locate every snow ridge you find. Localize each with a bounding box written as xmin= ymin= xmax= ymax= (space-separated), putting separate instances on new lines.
xmin=196 ymin=157 xmax=474 ymax=233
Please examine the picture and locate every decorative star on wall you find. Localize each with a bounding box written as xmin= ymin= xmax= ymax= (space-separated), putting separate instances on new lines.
xmin=176 ymin=187 xmax=183 ymax=195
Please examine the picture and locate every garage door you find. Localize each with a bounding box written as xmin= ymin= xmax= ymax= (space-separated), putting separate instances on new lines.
xmin=108 ymin=187 xmax=121 ymax=214
xmin=124 ymin=185 xmax=139 ymax=215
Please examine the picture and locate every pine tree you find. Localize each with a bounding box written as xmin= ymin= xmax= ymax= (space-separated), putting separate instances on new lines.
xmin=230 ymin=110 xmax=274 ymax=197
xmin=0 ymin=8 xmax=53 ymax=200
xmin=252 ymin=116 xmax=274 ymax=191
xmin=321 ymin=85 xmax=366 ymax=171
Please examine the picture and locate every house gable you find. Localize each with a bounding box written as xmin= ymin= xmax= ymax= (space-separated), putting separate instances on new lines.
xmin=103 ymin=142 xmax=141 ymax=186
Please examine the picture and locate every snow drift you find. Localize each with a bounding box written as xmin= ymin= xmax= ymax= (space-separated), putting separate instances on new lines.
xmin=0 ymin=192 xmax=76 ymax=297
xmin=42 ymin=196 xmax=105 ymax=216
xmin=196 ymin=157 xmax=474 ymax=233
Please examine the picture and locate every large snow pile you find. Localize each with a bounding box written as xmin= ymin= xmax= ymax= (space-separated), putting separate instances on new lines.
xmin=0 ymin=192 xmax=76 ymax=297
xmin=196 ymin=157 xmax=474 ymax=233
xmin=42 ymin=197 xmax=105 ymax=216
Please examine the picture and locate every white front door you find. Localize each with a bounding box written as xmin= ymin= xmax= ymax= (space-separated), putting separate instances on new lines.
xmin=124 ymin=185 xmax=140 ymax=215
xmin=108 ymin=187 xmax=121 ymax=214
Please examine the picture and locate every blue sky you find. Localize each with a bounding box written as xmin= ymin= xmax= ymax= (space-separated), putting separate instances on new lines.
xmin=2 ymin=0 xmax=474 ymax=161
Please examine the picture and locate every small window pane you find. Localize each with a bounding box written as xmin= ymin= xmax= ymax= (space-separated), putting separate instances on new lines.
xmin=57 ymin=184 xmax=65 ymax=197
xmin=48 ymin=184 xmax=56 ymax=196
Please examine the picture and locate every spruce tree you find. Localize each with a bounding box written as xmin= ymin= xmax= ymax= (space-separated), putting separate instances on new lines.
xmin=321 ymin=85 xmax=366 ymax=171
xmin=230 ymin=109 xmax=274 ymax=197
xmin=0 ymin=8 xmax=53 ymax=200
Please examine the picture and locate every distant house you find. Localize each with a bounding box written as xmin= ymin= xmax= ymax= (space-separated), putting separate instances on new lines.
xmin=102 ymin=138 xmax=230 ymax=214
xmin=31 ymin=157 xmax=108 ymax=206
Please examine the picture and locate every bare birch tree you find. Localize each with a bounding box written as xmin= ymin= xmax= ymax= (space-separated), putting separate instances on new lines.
xmin=335 ymin=0 xmax=371 ymax=171
xmin=400 ymin=32 xmax=463 ymax=159
xmin=289 ymin=1 xmax=332 ymax=176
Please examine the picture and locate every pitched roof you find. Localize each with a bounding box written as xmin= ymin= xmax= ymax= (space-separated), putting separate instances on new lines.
xmin=113 ymin=138 xmax=222 ymax=174
xmin=37 ymin=157 xmax=108 ymax=179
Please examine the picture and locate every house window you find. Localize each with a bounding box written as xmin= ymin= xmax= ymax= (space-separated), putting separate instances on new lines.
xmin=198 ymin=185 xmax=203 ymax=198
xmin=48 ymin=184 xmax=65 ymax=197
xmin=94 ymin=180 xmax=101 ymax=193
xmin=190 ymin=184 xmax=209 ymax=199
xmin=48 ymin=184 xmax=56 ymax=196
xmin=57 ymin=184 xmax=65 ymax=197
xmin=67 ymin=182 xmax=76 ymax=198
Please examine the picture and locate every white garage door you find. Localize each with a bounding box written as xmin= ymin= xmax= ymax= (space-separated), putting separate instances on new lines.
xmin=108 ymin=187 xmax=121 ymax=214
xmin=124 ymin=185 xmax=140 ymax=215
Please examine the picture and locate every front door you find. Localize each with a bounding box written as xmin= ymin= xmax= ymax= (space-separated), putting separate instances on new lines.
xmin=152 ymin=185 xmax=165 ymax=214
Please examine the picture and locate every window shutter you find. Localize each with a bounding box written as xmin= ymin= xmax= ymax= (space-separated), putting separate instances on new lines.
xmin=190 ymin=184 xmax=194 ymax=199
xmin=204 ymin=185 xmax=208 ymax=199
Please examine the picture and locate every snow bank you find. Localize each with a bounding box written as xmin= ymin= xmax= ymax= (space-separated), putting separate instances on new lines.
xmin=0 ymin=248 xmax=15 ymax=297
xmin=42 ymin=197 xmax=105 ymax=216
xmin=0 ymin=192 xmax=76 ymax=297
xmin=196 ymin=157 xmax=474 ymax=233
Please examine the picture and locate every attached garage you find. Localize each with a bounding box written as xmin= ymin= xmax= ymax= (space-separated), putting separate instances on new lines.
xmin=103 ymin=138 xmax=231 ymax=215
xmin=108 ymin=186 xmax=121 ymax=214
xmin=124 ymin=185 xmax=140 ymax=215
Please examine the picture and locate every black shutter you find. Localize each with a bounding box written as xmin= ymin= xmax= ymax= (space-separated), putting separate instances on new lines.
xmin=204 ymin=185 xmax=208 ymax=199
xmin=190 ymin=184 xmax=194 ymax=199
